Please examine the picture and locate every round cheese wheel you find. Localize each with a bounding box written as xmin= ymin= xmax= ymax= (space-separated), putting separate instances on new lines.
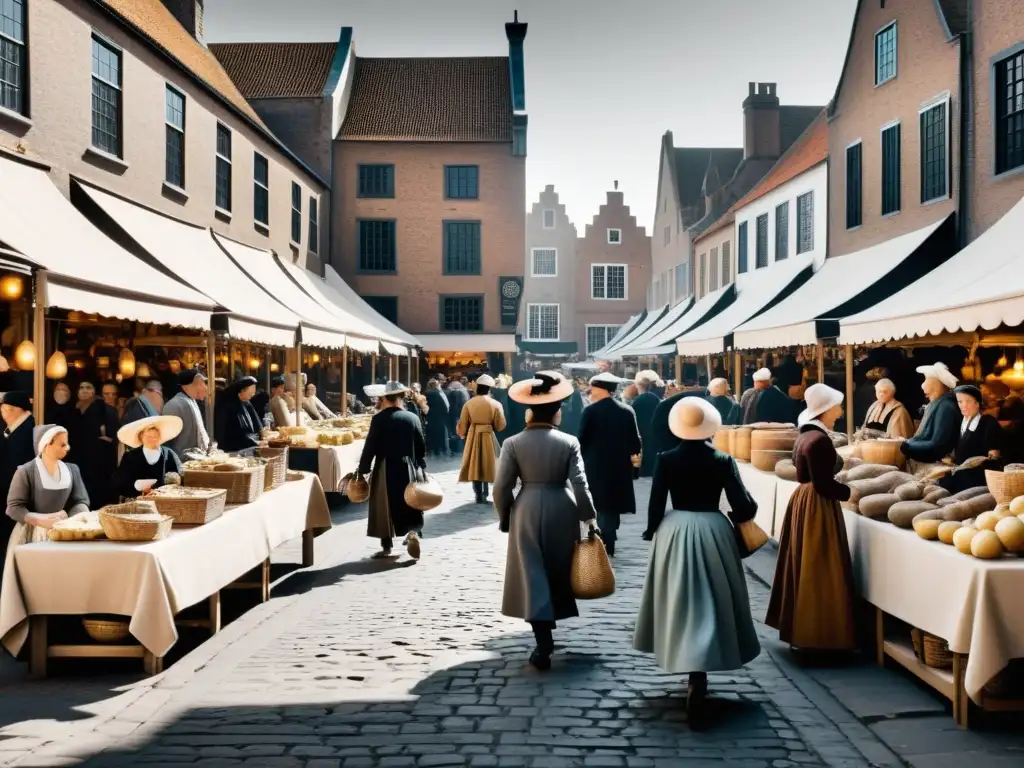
xmin=751 ymin=449 xmax=793 ymax=473
xmin=1010 ymin=495 xmax=1024 ymax=516
xmin=976 ymin=511 xmax=1002 ymax=531
xmin=971 ymin=529 xmax=1004 ymax=559
xmin=913 ymin=519 xmax=942 ymax=540
xmin=995 ymin=515 xmax=1024 ymax=553
xmin=953 ymin=525 xmax=979 ymax=554
xmin=937 ymin=521 xmax=961 ymax=545
xmin=751 ymin=429 xmax=798 ymax=453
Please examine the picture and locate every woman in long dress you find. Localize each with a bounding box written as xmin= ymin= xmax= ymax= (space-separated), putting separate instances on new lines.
xmin=634 ymin=397 xmax=761 ymax=715
xmin=457 ymin=375 xmax=506 ymax=504
xmin=357 ymin=382 xmax=428 ymax=560
xmin=493 ymin=371 xmax=597 ymax=671
xmin=215 ymin=377 xmax=263 ymax=453
xmin=766 ymin=383 xmax=856 ymax=653
xmin=113 ymin=415 xmax=184 ymax=499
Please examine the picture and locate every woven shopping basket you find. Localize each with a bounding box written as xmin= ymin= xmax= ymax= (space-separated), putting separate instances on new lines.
xmin=183 ymin=465 xmax=265 ymax=504
xmin=571 ymin=526 xmax=615 ymax=599
xmin=257 ymin=446 xmax=289 ymax=491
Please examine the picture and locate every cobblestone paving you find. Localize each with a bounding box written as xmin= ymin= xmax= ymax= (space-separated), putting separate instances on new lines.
xmin=0 ymin=458 xmax=887 ymax=768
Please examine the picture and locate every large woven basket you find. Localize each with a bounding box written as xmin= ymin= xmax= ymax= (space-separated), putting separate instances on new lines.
xmin=82 ymin=616 xmax=130 ymax=643
xmin=257 ymin=446 xmax=289 ymax=491
xmin=985 ymin=469 xmax=1024 ymax=504
xmin=149 ymin=488 xmax=227 ymax=525
xmin=860 ymin=438 xmax=906 ymax=468
xmin=911 ymin=628 xmax=953 ymax=669
xmin=183 ymin=465 xmax=265 ymax=504
xmin=98 ymin=501 xmax=173 ymax=542
xmin=570 ymin=530 xmax=615 ymax=599
xmin=343 ymin=472 xmax=370 ymax=503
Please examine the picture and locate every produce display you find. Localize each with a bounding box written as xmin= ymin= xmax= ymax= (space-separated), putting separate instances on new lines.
xmin=263 ymin=415 xmax=372 ymax=449
xmin=47 ymin=512 xmax=104 ymax=541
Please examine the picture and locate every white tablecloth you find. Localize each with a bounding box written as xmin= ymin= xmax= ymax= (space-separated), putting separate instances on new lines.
xmin=316 ymin=443 xmax=363 ymax=492
xmin=0 ymin=473 xmax=331 ymax=659
xmin=735 ymin=461 xmax=779 ymax=539
xmin=843 ymin=511 xmax=1024 ymax=702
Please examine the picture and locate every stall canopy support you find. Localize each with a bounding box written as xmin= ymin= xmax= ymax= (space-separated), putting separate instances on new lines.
xmin=294 ymin=343 xmax=303 ymax=424
xmin=205 ymin=332 xmax=216 ymax=437
xmin=733 ymin=350 xmax=742 ymax=398
xmin=371 ymin=352 xmax=377 ymax=384
xmin=341 ymin=347 xmax=348 ymax=416
xmin=407 ymin=351 xmax=412 ymax=387
xmin=816 ymin=341 xmax=825 ymax=385
xmin=676 ymin=355 xmax=682 ymax=383
xmin=32 ymin=272 xmax=47 ymax=424
xmin=845 ymin=344 xmax=854 ymax=439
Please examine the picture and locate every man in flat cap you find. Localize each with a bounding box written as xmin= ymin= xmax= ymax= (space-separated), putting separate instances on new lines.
xmin=162 ymin=369 xmax=210 ymax=457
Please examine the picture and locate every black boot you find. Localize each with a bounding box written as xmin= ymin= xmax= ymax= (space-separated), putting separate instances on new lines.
xmin=472 ymin=481 xmax=483 ymax=503
xmin=529 ymin=622 xmax=554 ymax=671
xmin=481 ymin=482 xmax=489 ymax=502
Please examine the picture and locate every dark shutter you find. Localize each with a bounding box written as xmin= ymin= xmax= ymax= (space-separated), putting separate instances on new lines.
xmin=846 ymin=143 xmax=862 ymax=228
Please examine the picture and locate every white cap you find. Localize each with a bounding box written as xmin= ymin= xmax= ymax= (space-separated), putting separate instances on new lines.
xmin=476 ymin=374 xmax=496 ymax=388
xmin=589 ymin=371 xmax=621 ymax=386
xmin=915 ymin=362 xmax=958 ymax=390
xmin=752 ymin=368 xmax=772 ymax=382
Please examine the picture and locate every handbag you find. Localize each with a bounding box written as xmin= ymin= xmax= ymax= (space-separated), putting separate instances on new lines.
xmin=733 ymin=519 xmax=769 ymax=559
xmin=342 ymin=471 xmax=370 ymax=503
xmin=404 ymin=463 xmax=444 ymax=511
xmin=571 ymin=525 xmax=616 ymax=599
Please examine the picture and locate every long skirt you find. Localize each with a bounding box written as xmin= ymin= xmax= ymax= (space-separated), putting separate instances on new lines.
xmin=633 ymin=510 xmax=760 ymax=673
xmin=765 ymin=483 xmax=857 ymax=650
xmin=366 ymin=458 xmax=424 ymax=541
xmin=458 ymin=424 xmax=499 ymax=483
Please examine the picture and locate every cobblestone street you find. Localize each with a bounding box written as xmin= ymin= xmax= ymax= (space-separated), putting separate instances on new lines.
xmin=1 ymin=459 xmax=1022 ymax=767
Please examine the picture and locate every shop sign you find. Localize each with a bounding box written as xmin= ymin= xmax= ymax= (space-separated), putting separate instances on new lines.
xmin=498 ymin=276 xmax=524 ymax=329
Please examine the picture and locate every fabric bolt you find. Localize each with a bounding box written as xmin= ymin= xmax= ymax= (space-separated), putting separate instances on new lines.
xmin=0 ymin=474 xmax=331 ymax=659
xmin=457 ymin=395 xmax=506 ymax=483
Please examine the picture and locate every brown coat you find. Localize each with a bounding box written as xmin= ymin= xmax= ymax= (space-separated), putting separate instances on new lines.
xmin=860 ymin=399 xmax=915 ymax=440
xmin=457 ymin=395 xmax=506 ymax=483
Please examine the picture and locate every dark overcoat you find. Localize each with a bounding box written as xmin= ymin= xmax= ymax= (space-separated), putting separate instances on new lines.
xmin=358 ymin=407 xmax=427 ymax=539
xmin=631 ymin=391 xmax=661 ymax=477
xmin=577 ymin=397 xmax=641 ymax=515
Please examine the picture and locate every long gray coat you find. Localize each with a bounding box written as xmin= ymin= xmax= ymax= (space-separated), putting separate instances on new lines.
xmin=494 ymin=425 xmax=596 ymax=622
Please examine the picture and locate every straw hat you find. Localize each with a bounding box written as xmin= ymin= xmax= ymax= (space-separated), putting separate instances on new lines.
xmin=916 ymin=362 xmax=958 ymax=390
xmin=476 ymin=374 xmax=496 ymax=388
xmin=508 ymin=370 xmax=574 ymax=405
xmin=799 ymin=383 xmax=844 ymax=425
xmin=668 ymin=396 xmax=721 ymax=442
xmin=117 ymin=415 xmax=183 ymax=448
xmin=364 ymin=381 xmax=408 ymax=398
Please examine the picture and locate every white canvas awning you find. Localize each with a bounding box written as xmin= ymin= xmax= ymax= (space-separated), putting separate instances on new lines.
xmin=381 ymin=341 xmax=409 ymax=356
xmin=590 ymin=312 xmax=644 ymax=359
xmin=323 ymin=266 xmax=420 ymax=347
xmin=840 ymin=202 xmax=1024 ymax=344
xmin=621 ymin=286 xmax=735 ymax=357
xmin=734 ymin=216 xmax=950 ymax=350
xmin=212 ymin=233 xmax=348 ymax=350
xmin=416 ymin=334 xmax=517 ymax=353
xmin=0 ymin=157 xmax=213 ymax=328
xmin=79 ymin=184 xmax=298 ymax=348
xmin=676 ymin=256 xmax=815 ymax=357
xmin=599 ymin=305 xmax=670 ymax=360
xmin=615 ymin=298 xmax=694 ymax=356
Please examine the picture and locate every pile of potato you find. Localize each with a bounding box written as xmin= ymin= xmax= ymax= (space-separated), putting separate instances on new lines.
xmin=923 ymin=496 xmax=1024 ymax=559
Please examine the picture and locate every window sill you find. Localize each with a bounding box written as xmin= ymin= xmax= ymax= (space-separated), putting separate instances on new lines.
xmin=214 ymin=206 xmax=233 ymax=222
xmin=0 ymin=106 xmax=32 ymax=131
xmin=162 ymin=181 xmax=189 ymax=203
xmin=444 ymin=196 xmax=480 ymax=202
xmin=254 ymin=222 xmax=270 ymax=237
xmin=922 ymin=194 xmax=951 ymax=207
xmin=993 ymin=164 xmax=1024 ymax=183
xmin=289 ymin=240 xmax=301 ymax=251
xmin=881 ymin=210 xmax=901 ymax=220
xmin=83 ymin=146 xmax=129 ymax=172
xmin=530 ymin=273 xmax=558 ymax=279
xmin=874 ymin=75 xmax=896 ymax=89
xmin=442 ymin=272 xmax=483 ymax=277
xmin=590 ymin=297 xmax=628 ymax=301
xmin=356 ymin=270 xmax=397 ymax=276
xmin=845 ymin=224 xmax=863 ymax=232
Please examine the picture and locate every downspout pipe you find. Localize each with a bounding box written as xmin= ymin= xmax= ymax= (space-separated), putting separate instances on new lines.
xmin=957 ymin=23 xmax=973 ymax=249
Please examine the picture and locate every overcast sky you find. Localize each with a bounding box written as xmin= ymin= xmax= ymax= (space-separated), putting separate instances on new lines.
xmin=205 ymin=0 xmax=857 ymax=232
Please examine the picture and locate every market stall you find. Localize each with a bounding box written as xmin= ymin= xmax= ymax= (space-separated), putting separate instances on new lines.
xmin=264 ymin=415 xmax=373 ymax=493
xmin=0 ymin=472 xmax=330 ymax=677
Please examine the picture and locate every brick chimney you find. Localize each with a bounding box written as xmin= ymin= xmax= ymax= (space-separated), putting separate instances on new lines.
xmin=161 ymin=0 xmax=205 ymax=45
xmin=742 ymin=82 xmax=781 ymax=159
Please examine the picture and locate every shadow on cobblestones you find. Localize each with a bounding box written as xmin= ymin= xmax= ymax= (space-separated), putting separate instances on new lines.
xmin=274 ymin=558 xmax=419 ymax=598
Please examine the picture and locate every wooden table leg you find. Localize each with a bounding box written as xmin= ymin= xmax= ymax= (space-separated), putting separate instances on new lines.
xmin=143 ymin=651 xmax=163 ymax=676
xmin=209 ymin=591 xmax=222 ymax=634
xmin=261 ymin=558 xmax=270 ymax=603
xmin=954 ymin=653 xmax=969 ymax=728
xmin=302 ymin=529 xmax=314 ymax=567
xmin=875 ymin=606 xmax=885 ymax=667
xmin=29 ymin=616 xmax=47 ymax=678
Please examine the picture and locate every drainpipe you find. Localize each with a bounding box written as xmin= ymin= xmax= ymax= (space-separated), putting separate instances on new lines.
xmin=957 ymin=24 xmax=973 ymax=249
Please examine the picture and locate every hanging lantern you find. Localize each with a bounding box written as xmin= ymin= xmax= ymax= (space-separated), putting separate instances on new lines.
xmin=0 ymin=274 xmax=24 ymax=301
xmin=249 ymin=357 xmax=260 ymax=371
xmin=118 ymin=348 xmax=136 ymax=377
xmin=73 ymin=359 xmax=86 ymax=370
xmin=45 ymin=351 xmax=68 ymax=379
xmin=1015 ymin=359 xmax=1024 ymax=376
xmin=14 ymin=340 xmax=34 ymax=370
xmin=998 ymin=350 xmax=1009 ymax=368
xmin=311 ymin=353 xmax=320 ymax=364
xmin=137 ymin=362 xmax=152 ymax=379
xmin=168 ymin=360 xmax=181 ymax=374
xmin=270 ymin=362 xmax=280 ymax=373
xmin=96 ymin=356 xmax=110 ymax=369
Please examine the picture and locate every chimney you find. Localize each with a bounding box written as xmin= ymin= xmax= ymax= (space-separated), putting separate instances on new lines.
xmin=613 ymin=180 xmax=619 ymax=190
xmin=505 ymin=11 xmax=528 ymax=113
xmin=742 ymin=82 xmax=781 ymax=160
xmin=161 ymin=0 xmax=205 ymax=45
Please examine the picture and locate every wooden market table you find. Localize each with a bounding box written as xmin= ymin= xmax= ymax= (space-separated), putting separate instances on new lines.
xmin=288 ymin=442 xmax=362 ymax=494
xmin=0 ymin=473 xmax=331 ymax=677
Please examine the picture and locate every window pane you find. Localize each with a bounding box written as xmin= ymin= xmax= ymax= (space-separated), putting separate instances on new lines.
xmin=165 ymin=87 xmax=185 ymax=187
xmin=542 ymin=209 xmax=555 ymax=228
xmin=0 ymin=0 xmax=25 ymax=42
xmin=442 ymin=297 xmax=482 ymax=332
xmin=674 ymin=263 xmax=686 ymax=297
xmin=591 ymin=266 xmax=605 ymax=298
xmin=291 ymin=182 xmax=302 ymax=243
xmin=90 ymin=37 xmax=121 ymax=155
xmin=444 ymin=222 xmax=481 ymax=274
xmin=358 ymin=220 xmax=396 ymax=272
xmin=358 ymin=165 xmax=394 ymax=198
xmin=775 ymin=202 xmax=789 ymax=261
xmin=797 ymin=192 xmax=814 ymax=254
xmin=846 ymin=143 xmax=862 ymax=228
xmin=875 ymin=24 xmax=897 ymax=85
xmin=254 ymin=154 xmax=269 ymax=225
xmin=165 ymin=87 xmax=184 ymax=130
xmin=737 ymin=223 xmax=748 ymax=274
xmin=0 ymin=36 xmax=25 ymax=114
xmin=996 ymin=52 xmax=1024 ymax=174
xmin=920 ymin=103 xmax=947 ymax=202
xmin=365 ymin=296 xmax=398 ymax=325
xmin=881 ymin=123 xmax=901 ymax=215
xmin=216 ymin=124 xmax=231 ymax=158
xmin=755 ymin=213 xmax=769 ymax=268
xmin=527 ymin=305 xmax=559 ymax=340
xmin=308 ymin=197 xmax=319 ymax=255
xmin=445 ymin=166 xmax=479 ymax=199
xmin=709 ymin=247 xmax=719 ymax=291
xmin=215 ymin=157 xmax=231 ymax=211
xmin=532 ymin=248 xmax=556 ymax=276
xmin=606 ymin=265 xmax=625 ymax=298
xmin=722 ymin=242 xmax=731 ymax=284
xmin=254 ymin=153 xmax=269 ymax=185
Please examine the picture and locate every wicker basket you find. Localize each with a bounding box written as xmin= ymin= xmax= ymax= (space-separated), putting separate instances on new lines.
xmin=860 ymin=438 xmax=906 ymax=468
xmin=149 ymin=487 xmax=227 ymax=525
xmin=98 ymin=502 xmax=173 ymax=542
xmin=985 ymin=469 xmax=1024 ymax=504
xmin=82 ymin=616 xmax=130 ymax=643
xmin=257 ymin=446 xmax=289 ymax=491
xmin=570 ymin=530 xmax=615 ymax=599
xmin=912 ymin=629 xmax=953 ymax=669
xmin=183 ymin=465 xmax=265 ymax=504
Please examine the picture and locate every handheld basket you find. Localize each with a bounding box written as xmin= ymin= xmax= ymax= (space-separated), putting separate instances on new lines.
xmin=183 ymin=465 xmax=265 ymax=504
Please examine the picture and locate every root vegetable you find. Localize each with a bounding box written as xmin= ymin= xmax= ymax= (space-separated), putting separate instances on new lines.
xmin=938 ymin=521 xmax=961 ymax=544
xmin=1010 ymin=495 xmax=1024 ymax=516
xmin=913 ymin=519 xmax=942 ymax=539
xmin=937 ymin=486 xmax=991 ymax=507
xmin=895 ymin=482 xmax=925 ymax=501
xmin=775 ymin=459 xmax=798 ymax=482
xmin=970 ymin=529 xmax=1004 ymax=559
xmin=929 ymin=494 xmax=996 ymax=523
xmin=995 ymin=516 xmax=1024 ymax=553
xmin=923 ymin=486 xmax=951 ymax=504
xmin=953 ymin=525 xmax=979 ymax=553
xmin=845 ymin=464 xmax=899 ymax=482
xmin=888 ymin=501 xmax=939 ymax=528
xmin=859 ymin=494 xmax=900 ymax=519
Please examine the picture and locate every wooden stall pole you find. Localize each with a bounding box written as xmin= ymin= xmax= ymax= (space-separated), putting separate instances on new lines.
xmin=845 ymin=344 xmax=854 ymax=439
xmin=816 ymin=341 xmax=825 ymax=385
xmin=32 ymin=272 xmax=47 ymax=424
xmin=294 ymin=343 xmax=303 ymax=423
xmin=705 ymin=354 xmax=712 ymax=384
xmin=206 ymin=331 xmax=216 ymax=436
xmin=407 ymin=351 xmax=413 ymax=387
xmin=371 ymin=352 xmax=377 ymax=383
xmin=733 ymin=350 xmax=742 ymax=397
xmin=675 ymin=355 xmax=682 ymax=383
xmin=265 ymin=348 xmax=271 ymax=391
xmin=504 ymin=351 xmax=512 ymax=376
xmin=228 ymin=341 xmax=236 ymax=381
xmin=341 ymin=347 xmax=348 ymax=415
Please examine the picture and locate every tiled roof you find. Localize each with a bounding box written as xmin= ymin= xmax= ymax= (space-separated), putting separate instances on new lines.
xmin=935 ymin=0 xmax=970 ymax=36
xmin=209 ymin=42 xmax=338 ymax=99
xmin=340 ymin=57 xmax=512 ymax=142
xmin=780 ymin=106 xmax=825 ymax=153
xmin=673 ymin=148 xmax=743 ymax=209
xmin=730 ymin=110 xmax=827 ymax=212
xmin=99 ymin=1 xmax=266 ymax=128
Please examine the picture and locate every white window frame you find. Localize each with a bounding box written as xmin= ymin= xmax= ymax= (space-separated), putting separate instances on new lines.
xmin=918 ymin=92 xmax=951 ymax=205
xmin=875 ymin=21 xmax=898 ymax=87
xmin=525 ymin=303 xmax=560 ymax=341
xmin=606 ymin=228 xmax=622 ymax=245
xmin=585 ymin=324 xmax=620 ymax=355
xmin=591 ymin=263 xmax=628 ymax=300
xmin=530 ymin=247 xmax=558 ymax=278
xmin=542 ymin=208 xmax=556 ymax=229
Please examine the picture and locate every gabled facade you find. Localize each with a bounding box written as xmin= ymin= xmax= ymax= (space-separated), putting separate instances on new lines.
xmin=521 ymin=185 xmax=578 ymax=351
xmin=575 ymin=185 xmax=650 ymax=356
xmin=827 ymin=0 xmax=962 ymax=256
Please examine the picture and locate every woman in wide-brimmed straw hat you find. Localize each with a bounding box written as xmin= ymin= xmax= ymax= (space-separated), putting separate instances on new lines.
xmin=457 ymin=374 xmax=507 ymax=503
xmin=113 ymin=415 xmax=184 ymax=499
xmin=357 ymin=381 xmax=428 ymax=560
xmin=493 ymin=371 xmax=597 ymax=671
xmin=766 ymin=383 xmax=857 ymax=654
xmin=633 ymin=397 xmax=761 ymax=717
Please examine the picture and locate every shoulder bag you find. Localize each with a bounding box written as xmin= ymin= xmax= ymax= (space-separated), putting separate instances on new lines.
xmin=404 ymin=463 xmax=443 ymax=511
xmin=571 ymin=524 xmax=615 ymax=599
